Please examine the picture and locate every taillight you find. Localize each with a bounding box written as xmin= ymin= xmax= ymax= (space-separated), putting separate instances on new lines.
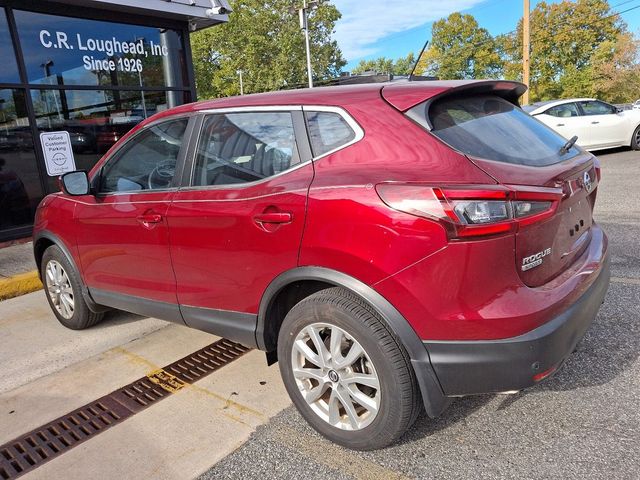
xmin=376 ymin=184 xmax=563 ymax=239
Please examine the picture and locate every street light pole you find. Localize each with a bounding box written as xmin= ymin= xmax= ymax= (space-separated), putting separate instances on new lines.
xmin=297 ymin=0 xmax=318 ymax=88
xmin=237 ymin=70 xmax=244 ymax=95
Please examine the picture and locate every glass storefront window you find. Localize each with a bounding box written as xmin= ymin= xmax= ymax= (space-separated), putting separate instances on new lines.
xmin=30 ymin=89 xmax=190 ymax=192
xmin=14 ymin=10 xmax=188 ymax=89
xmin=0 ymin=89 xmax=44 ymax=231
xmin=0 ymin=8 xmax=20 ymax=83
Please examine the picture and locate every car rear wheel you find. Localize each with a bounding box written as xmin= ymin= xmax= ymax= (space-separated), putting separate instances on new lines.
xmin=41 ymin=245 xmax=104 ymax=330
xmin=632 ymin=125 xmax=640 ymax=150
xmin=277 ymin=287 xmax=421 ymax=450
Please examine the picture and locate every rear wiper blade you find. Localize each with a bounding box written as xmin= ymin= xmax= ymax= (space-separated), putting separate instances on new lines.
xmin=559 ymin=135 xmax=578 ymax=155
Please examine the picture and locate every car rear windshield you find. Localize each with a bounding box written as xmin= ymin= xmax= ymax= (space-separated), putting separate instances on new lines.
xmin=410 ymin=95 xmax=580 ymax=166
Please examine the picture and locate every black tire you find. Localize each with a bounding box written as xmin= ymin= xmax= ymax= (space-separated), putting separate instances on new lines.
xmin=632 ymin=125 xmax=640 ymax=150
xmin=41 ymin=245 xmax=104 ymax=330
xmin=277 ymin=287 xmax=422 ymax=450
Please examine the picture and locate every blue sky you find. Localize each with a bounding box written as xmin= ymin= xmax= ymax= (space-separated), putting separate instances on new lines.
xmin=333 ymin=0 xmax=640 ymax=71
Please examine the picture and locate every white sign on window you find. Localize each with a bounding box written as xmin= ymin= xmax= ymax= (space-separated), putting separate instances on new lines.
xmin=40 ymin=131 xmax=76 ymax=176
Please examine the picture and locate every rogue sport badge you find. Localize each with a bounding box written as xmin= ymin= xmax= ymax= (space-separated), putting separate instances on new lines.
xmin=522 ymin=248 xmax=552 ymax=271
xmin=582 ymin=171 xmax=593 ymax=193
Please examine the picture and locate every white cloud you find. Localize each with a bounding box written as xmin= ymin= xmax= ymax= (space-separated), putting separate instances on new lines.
xmin=331 ymin=0 xmax=487 ymax=60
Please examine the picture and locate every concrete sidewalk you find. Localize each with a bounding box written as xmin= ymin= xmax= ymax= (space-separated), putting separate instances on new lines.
xmin=0 ymin=241 xmax=40 ymax=301
xmin=0 ymin=291 xmax=291 ymax=479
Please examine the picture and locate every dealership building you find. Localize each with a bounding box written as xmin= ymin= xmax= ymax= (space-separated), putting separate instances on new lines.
xmin=0 ymin=0 xmax=229 ymax=242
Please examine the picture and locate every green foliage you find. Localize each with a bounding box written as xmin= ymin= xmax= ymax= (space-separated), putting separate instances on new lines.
xmin=350 ymin=52 xmax=416 ymax=76
xmin=414 ymin=12 xmax=502 ymax=79
xmin=191 ymin=0 xmax=345 ymax=99
xmin=502 ymin=0 xmax=625 ymax=101
xmin=414 ymin=0 xmax=639 ymax=104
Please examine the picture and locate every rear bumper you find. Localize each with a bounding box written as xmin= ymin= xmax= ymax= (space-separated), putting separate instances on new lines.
xmin=424 ymin=252 xmax=610 ymax=396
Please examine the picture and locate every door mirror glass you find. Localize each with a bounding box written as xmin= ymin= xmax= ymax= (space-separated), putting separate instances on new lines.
xmin=61 ymin=171 xmax=90 ymax=196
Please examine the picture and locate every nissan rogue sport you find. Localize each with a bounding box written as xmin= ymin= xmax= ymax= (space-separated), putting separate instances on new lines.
xmin=34 ymin=80 xmax=610 ymax=450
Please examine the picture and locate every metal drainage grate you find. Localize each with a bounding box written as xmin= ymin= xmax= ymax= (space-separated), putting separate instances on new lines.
xmin=0 ymin=338 xmax=250 ymax=480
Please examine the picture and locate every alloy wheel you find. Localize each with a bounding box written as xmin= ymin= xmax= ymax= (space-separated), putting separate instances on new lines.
xmin=45 ymin=260 xmax=75 ymax=320
xmin=291 ymin=322 xmax=381 ymax=431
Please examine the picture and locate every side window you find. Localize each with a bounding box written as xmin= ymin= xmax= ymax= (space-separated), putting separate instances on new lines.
xmin=304 ymin=111 xmax=356 ymax=157
xmin=193 ymin=112 xmax=299 ymax=187
xmin=99 ymin=118 xmax=187 ymax=193
xmin=579 ymin=101 xmax=616 ymax=116
xmin=546 ymin=103 xmax=580 ymax=118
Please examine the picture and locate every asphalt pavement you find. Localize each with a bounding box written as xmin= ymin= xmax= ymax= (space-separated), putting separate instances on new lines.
xmin=200 ymin=148 xmax=640 ymax=480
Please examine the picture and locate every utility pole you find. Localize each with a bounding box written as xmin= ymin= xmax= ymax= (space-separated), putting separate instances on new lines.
xmin=522 ymin=0 xmax=531 ymax=105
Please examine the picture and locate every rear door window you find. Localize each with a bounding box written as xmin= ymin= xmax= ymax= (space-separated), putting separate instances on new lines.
xmin=578 ymin=100 xmax=616 ymax=116
xmin=412 ymin=95 xmax=580 ymax=166
xmin=193 ymin=111 xmax=300 ymax=187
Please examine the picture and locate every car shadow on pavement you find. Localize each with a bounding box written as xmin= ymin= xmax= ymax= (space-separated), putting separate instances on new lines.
xmin=497 ymin=280 xmax=639 ymax=408
xmin=91 ymin=309 xmax=148 ymax=329
xmin=399 ymin=280 xmax=639 ymax=444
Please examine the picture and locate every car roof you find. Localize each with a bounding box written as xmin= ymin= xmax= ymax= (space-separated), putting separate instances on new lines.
xmin=527 ymin=98 xmax=596 ymax=114
xmin=150 ymin=80 xmax=526 ymax=122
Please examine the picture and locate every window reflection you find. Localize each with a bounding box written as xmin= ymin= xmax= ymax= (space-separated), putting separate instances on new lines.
xmin=30 ymin=89 xmax=188 ymax=192
xmin=14 ymin=10 xmax=187 ymax=88
xmin=0 ymin=89 xmax=44 ymax=232
xmin=0 ymin=9 xmax=20 ymax=83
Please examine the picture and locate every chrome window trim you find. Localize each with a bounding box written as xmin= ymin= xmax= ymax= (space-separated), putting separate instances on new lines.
xmin=183 ymin=104 xmax=364 ymax=192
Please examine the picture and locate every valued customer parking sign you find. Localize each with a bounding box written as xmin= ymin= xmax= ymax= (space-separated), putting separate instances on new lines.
xmin=40 ymin=131 xmax=76 ymax=176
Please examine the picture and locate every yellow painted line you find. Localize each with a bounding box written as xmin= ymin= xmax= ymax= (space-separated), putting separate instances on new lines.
xmin=611 ymin=276 xmax=640 ymax=286
xmin=0 ymin=270 xmax=42 ymax=301
xmin=272 ymin=426 xmax=411 ymax=480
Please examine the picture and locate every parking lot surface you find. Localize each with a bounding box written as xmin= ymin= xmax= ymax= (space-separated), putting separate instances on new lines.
xmin=0 ymin=149 xmax=638 ymax=480
xmin=200 ymin=148 xmax=640 ymax=480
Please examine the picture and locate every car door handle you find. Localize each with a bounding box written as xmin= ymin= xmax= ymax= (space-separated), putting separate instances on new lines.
xmin=591 ymin=121 xmax=600 ymax=124
xmin=556 ymin=123 xmax=565 ymax=126
xmin=253 ymin=212 xmax=292 ymax=224
xmin=137 ymin=213 xmax=163 ymax=227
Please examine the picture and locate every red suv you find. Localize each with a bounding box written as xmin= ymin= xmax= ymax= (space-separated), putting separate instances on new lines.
xmin=34 ymin=80 xmax=610 ymax=450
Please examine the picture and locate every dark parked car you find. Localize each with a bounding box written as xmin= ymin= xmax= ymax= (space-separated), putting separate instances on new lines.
xmin=34 ymin=80 xmax=610 ymax=450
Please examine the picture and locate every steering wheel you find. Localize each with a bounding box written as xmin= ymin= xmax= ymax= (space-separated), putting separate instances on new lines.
xmin=148 ymin=159 xmax=176 ymax=190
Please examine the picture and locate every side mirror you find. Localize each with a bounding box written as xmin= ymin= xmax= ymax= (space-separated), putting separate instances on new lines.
xmin=61 ymin=171 xmax=90 ymax=196
xmin=616 ymin=107 xmax=623 ymax=114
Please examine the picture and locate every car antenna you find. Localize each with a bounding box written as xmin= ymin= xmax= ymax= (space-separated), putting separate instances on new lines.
xmin=559 ymin=135 xmax=578 ymax=156
xmin=409 ymin=40 xmax=429 ymax=82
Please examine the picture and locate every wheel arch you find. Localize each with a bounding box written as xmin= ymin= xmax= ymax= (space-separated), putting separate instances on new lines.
xmin=34 ymin=231 xmax=107 ymax=313
xmin=256 ymin=266 xmax=451 ymax=417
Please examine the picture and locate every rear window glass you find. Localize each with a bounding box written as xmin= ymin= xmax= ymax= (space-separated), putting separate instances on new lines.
xmin=413 ymin=95 xmax=579 ymax=166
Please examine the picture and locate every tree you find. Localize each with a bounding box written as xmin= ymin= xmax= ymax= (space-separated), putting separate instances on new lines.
xmin=591 ymin=32 xmax=640 ymax=103
xmin=414 ymin=13 xmax=502 ymax=79
xmin=502 ymin=0 xmax=625 ymax=101
xmin=350 ymin=52 xmax=416 ymax=76
xmin=191 ymin=0 xmax=345 ymax=99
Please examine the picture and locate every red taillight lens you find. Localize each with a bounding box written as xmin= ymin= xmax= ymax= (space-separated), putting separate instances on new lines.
xmin=376 ymin=184 xmax=562 ymax=239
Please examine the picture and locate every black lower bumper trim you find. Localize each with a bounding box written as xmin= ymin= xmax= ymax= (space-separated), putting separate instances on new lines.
xmin=424 ymin=254 xmax=610 ymax=396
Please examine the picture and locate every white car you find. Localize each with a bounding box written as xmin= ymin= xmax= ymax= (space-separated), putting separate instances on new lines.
xmin=524 ymin=98 xmax=640 ymax=151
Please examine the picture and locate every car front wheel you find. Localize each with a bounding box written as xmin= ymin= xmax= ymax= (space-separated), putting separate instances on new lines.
xmin=277 ymin=287 xmax=422 ymax=450
xmin=41 ymin=245 xmax=104 ymax=330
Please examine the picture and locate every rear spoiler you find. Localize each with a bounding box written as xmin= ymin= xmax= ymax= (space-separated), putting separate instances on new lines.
xmin=382 ymin=80 xmax=528 ymax=112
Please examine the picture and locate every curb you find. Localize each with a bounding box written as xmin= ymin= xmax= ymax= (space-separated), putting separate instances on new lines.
xmin=0 ymin=271 xmax=43 ymax=301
